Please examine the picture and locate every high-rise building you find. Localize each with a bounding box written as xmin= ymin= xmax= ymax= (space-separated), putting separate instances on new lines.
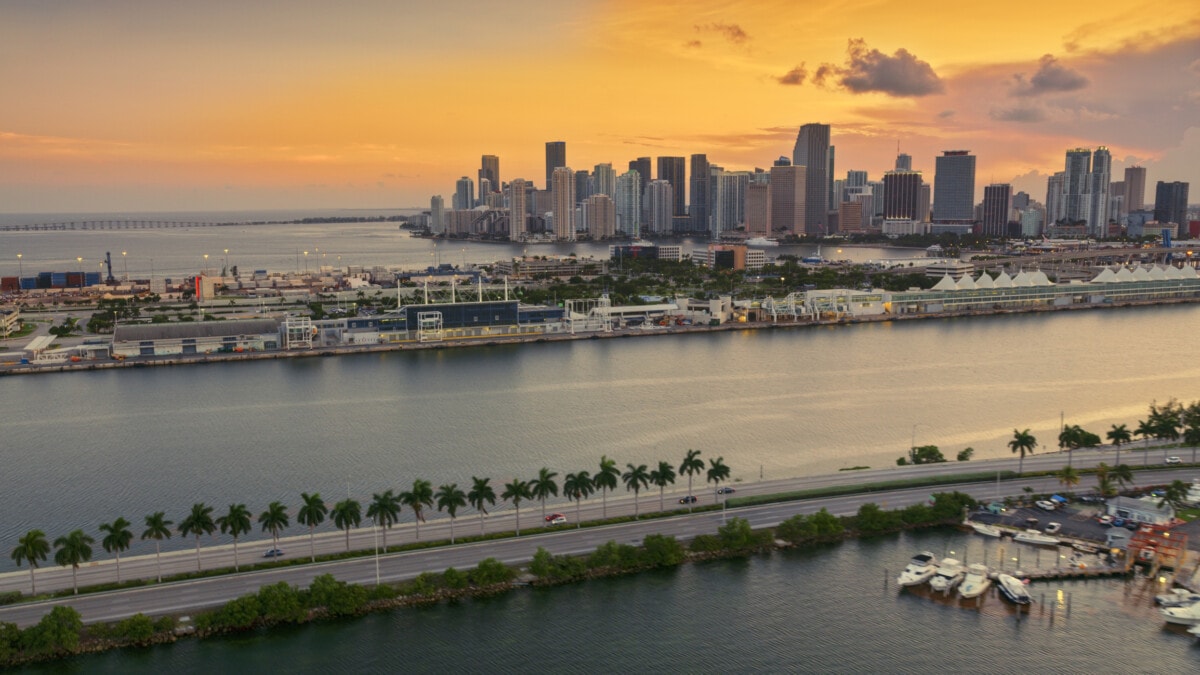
xmin=575 ymin=169 xmax=591 ymax=204
xmin=454 ymin=177 xmax=475 ymax=211
xmin=629 ymin=157 xmax=651 ymax=197
xmin=477 ymin=178 xmax=492 ymax=206
xmin=712 ymin=170 xmax=750 ymax=239
xmin=593 ymin=163 xmax=616 ymax=199
xmin=508 ymin=179 xmax=527 ymax=240
xmin=895 ymin=153 xmax=912 ymax=171
xmin=583 ymin=194 xmax=615 ymax=239
xmin=1063 ymin=148 xmax=1092 ymax=224
xmin=657 ymin=157 xmax=686 ymax=218
xmin=918 ymin=183 xmax=931 ymax=223
xmin=791 ymin=123 xmax=831 ymax=233
xmin=1154 ymin=181 xmax=1190 ymax=226
xmin=882 ymin=170 xmax=922 ymax=220
xmin=933 ymin=151 xmax=976 ymax=221
xmin=838 ymin=201 xmax=864 ymax=233
xmin=479 ymin=155 xmax=500 ymax=194
xmin=1013 ymin=191 xmax=1031 ymax=211
xmin=827 ymin=145 xmax=836 ymax=213
xmin=769 ymin=165 xmax=806 ymax=233
xmin=646 ymin=180 xmax=675 ymax=235
xmin=1046 ymin=172 xmax=1066 ymax=223
xmin=545 ymin=141 xmax=566 ymax=189
xmin=1109 ymin=181 xmax=1126 ymax=220
xmin=690 ymin=154 xmax=709 ymax=234
xmin=430 ymin=195 xmax=445 ymax=235
xmin=1088 ymin=147 xmax=1111 ymax=236
xmin=1124 ymin=166 xmax=1147 ymax=212
xmin=551 ymin=166 xmax=575 ymax=241
xmin=745 ymin=181 xmax=771 ymax=236
xmin=615 ymin=170 xmax=642 ymax=238
xmin=982 ymin=184 xmax=1013 ymax=237
xmin=868 ymin=181 xmax=885 ymax=216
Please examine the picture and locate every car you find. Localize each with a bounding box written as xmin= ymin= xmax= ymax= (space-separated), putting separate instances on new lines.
xmin=1035 ymin=500 xmax=1057 ymax=511
xmin=1097 ymin=515 xmax=1114 ymax=525
xmin=1165 ymin=456 xmax=1183 ymax=465
xmin=986 ymin=501 xmax=1007 ymax=515
xmin=679 ymin=495 xmax=698 ymax=504
xmin=716 ymin=487 xmax=736 ymax=494
xmin=1025 ymin=517 xmax=1040 ymax=527
xmin=1111 ymin=517 xmax=1126 ymax=527
xmin=1078 ymin=495 xmax=1106 ymax=504
xmin=1044 ymin=522 xmax=1062 ymax=534
xmin=545 ymin=512 xmax=566 ymax=523
xmin=263 ymin=548 xmax=284 ymax=558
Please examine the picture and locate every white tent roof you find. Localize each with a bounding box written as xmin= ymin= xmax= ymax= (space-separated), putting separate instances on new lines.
xmin=956 ymin=275 xmax=978 ymax=290
xmin=1011 ymin=271 xmax=1033 ymax=287
xmin=932 ymin=275 xmax=958 ymax=291
xmin=1091 ymin=268 xmax=1118 ymax=283
xmin=1164 ymin=265 xmax=1184 ymax=279
xmin=1114 ymin=267 xmax=1136 ymax=282
xmin=1181 ymin=266 xmax=1198 ymax=279
xmin=993 ymin=272 xmax=1013 ymax=288
xmin=975 ymin=273 xmax=995 ymax=289
xmin=1149 ymin=266 xmax=1168 ymax=280
xmin=1028 ymin=270 xmax=1053 ymax=286
xmin=1132 ymin=267 xmax=1152 ymax=281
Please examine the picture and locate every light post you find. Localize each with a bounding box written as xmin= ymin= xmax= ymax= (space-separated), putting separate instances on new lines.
xmin=223 ymin=248 xmax=229 ymax=276
xmin=76 ymin=257 xmax=83 ymax=289
xmin=121 ymin=251 xmax=128 ymax=281
xmin=371 ymin=516 xmax=381 ymax=586
xmin=303 ymin=251 xmax=309 ymax=275
xmin=16 ymin=253 xmax=22 ymax=279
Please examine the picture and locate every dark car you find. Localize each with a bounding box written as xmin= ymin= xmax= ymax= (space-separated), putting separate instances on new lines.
xmin=263 ymin=548 xmax=284 ymax=558
xmin=716 ymin=487 xmax=736 ymax=494
xmin=679 ymin=495 xmax=698 ymax=504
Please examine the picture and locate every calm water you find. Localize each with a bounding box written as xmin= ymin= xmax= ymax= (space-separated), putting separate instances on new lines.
xmin=20 ymin=530 xmax=1200 ymax=673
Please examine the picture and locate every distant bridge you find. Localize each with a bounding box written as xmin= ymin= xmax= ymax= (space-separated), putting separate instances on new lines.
xmin=0 ymin=220 xmax=254 ymax=232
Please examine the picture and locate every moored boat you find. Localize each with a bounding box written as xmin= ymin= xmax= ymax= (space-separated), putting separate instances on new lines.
xmin=1013 ymin=529 xmax=1060 ymax=547
xmin=968 ymin=521 xmax=1002 ymax=538
xmin=1155 ymin=588 xmax=1200 ymax=607
xmin=996 ymin=574 xmax=1032 ymax=605
xmin=745 ymin=237 xmax=780 ymax=247
xmin=958 ymin=563 xmax=992 ymax=599
xmin=896 ymin=551 xmax=939 ymax=587
xmin=1161 ymin=601 xmax=1200 ymax=626
xmin=929 ymin=558 xmax=965 ymax=594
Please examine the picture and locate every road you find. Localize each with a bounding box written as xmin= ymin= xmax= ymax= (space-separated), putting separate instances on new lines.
xmin=1 ymin=453 xmax=1195 ymax=628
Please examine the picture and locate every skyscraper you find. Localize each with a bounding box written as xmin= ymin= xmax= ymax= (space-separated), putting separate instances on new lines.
xmin=933 ymin=151 xmax=976 ymax=221
xmin=646 ymin=180 xmax=675 ymax=235
xmin=454 ymin=177 xmax=475 ymax=211
xmin=615 ymin=170 xmax=642 ymax=238
xmin=982 ymin=184 xmax=1013 ymax=237
xmin=711 ymin=170 xmax=750 ymax=239
xmin=545 ymin=141 xmax=566 ymax=189
xmin=882 ymin=171 xmax=922 ymax=220
xmin=1046 ymin=172 xmax=1066 ymax=223
xmin=791 ymin=123 xmax=831 ymax=233
xmin=745 ymin=181 xmax=771 ymax=237
xmin=895 ymin=153 xmax=912 ymax=171
xmin=583 ymin=194 xmax=615 ymax=239
xmin=690 ymin=154 xmax=709 ymax=234
xmin=629 ymin=157 xmax=651 ymax=197
xmin=1124 ymin=166 xmax=1147 ymax=212
xmin=593 ymin=163 xmax=616 ymax=198
xmin=769 ymin=165 xmax=806 ymax=233
xmin=1088 ymin=147 xmax=1111 ymax=236
xmin=508 ymin=179 xmax=527 ymax=240
xmin=1154 ymin=181 xmax=1190 ymax=226
xmin=575 ymin=169 xmax=591 ymax=203
xmin=1063 ymin=148 xmax=1092 ymax=224
xmin=657 ymin=157 xmax=686 ymax=218
xmin=430 ymin=195 xmax=445 ymax=235
xmin=551 ymin=166 xmax=575 ymax=241
xmin=479 ymin=155 xmax=500 ymax=194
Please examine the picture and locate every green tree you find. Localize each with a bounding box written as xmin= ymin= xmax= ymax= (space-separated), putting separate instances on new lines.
xmin=678 ymin=449 xmax=704 ymax=512
xmin=562 ymin=471 xmax=594 ymax=528
xmin=258 ymin=501 xmax=290 ymax=556
xmin=901 ymin=445 xmax=946 ymax=465
xmin=178 ymin=503 xmax=215 ymax=572
xmin=11 ymin=529 xmax=50 ymax=595
xmin=1056 ymin=465 xmax=1080 ymax=490
xmin=1182 ymin=400 xmax=1200 ymax=464
xmin=114 ymin=613 xmax=155 ymax=644
xmin=956 ymin=447 xmax=974 ymax=462
xmin=53 ymin=529 xmax=94 ymax=594
xmin=1008 ymin=428 xmax=1037 ymax=475
xmin=1158 ymin=479 xmax=1191 ymax=512
xmin=595 ymin=456 xmax=620 ymax=518
xmin=98 ymin=516 xmax=133 ymax=583
xmin=141 ymin=512 xmax=173 ymax=583
xmin=1112 ymin=463 xmax=1135 ymax=489
xmin=467 ymin=477 xmax=496 ymax=537
xmin=366 ymin=490 xmax=400 ymax=548
xmin=400 ymin=479 xmax=434 ymax=540
xmin=25 ymin=606 xmax=83 ymax=656
xmin=706 ymin=456 xmax=731 ymax=503
xmin=530 ymin=468 xmax=559 ymax=523
xmin=855 ymin=503 xmax=901 ymax=535
xmin=501 ymin=478 xmax=532 ymax=536
xmin=622 ymin=463 xmax=651 ymax=518
xmin=1107 ymin=423 xmax=1132 ymax=466
xmin=216 ymin=503 xmax=252 ymax=572
xmin=649 ymin=460 xmax=676 ymax=512
xmin=435 ymin=483 xmax=467 ymax=544
xmin=297 ymin=492 xmax=328 ymax=563
xmin=330 ymin=498 xmax=362 ymax=551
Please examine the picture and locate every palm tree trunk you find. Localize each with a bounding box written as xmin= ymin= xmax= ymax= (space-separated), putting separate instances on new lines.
xmin=309 ymin=526 xmax=316 ymax=563
xmin=634 ymin=490 xmax=640 ymax=518
xmin=659 ymin=486 xmax=665 ymax=512
xmin=233 ymin=538 xmax=239 ymax=572
xmin=687 ymin=476 xmax=694 ymax=512
xmin=345 ymin=528 xmax=350 ymax=551
xmin=480 ymin=513 xmax=486 ymax=537
xmin=29 ymin=567 xmax=36 ymax=595
xmin=195 ymin=536 xmax=202 ymax=572
xmin=382 ymin=527 xmax=388 ymax=549
xmin=116 ymin=553 xmax=122 ymax=584
xmin=1019 ymin=452 xmax=1024 ymax=476
xmin=72 ymin=565 xmax=78 ymax=595
xmin=602 ymin=490 xmax=608 ymax=518
xmin=155 ymin=542 xmax=162 ymax=583
xmin=450 ymin=518 xmax=455 ymax=545
xmin=515 ymin=504 xmax=521 ymax=536
xmin=541 ymin=499 xmax=546 ymax=522
xmin=415 ymin=512 xmax=422 ymax=540
xmin=575 ymin=498 xmax=581 ymax=528
xmin=1116 ymin=445 xmax=1121 ymax=467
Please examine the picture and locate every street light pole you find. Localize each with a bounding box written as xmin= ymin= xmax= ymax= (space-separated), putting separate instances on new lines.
xmin=121 ymin=251 xmax=128 ymax=281
xmin=372 ymin=516 xmax=380 ymax=586
xmin=76 ymin=257 xmax=83 ymax=289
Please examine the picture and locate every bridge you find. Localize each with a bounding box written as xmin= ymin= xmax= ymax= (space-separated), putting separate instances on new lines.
xmin=0 ymin=220 xmax=249 ymax=232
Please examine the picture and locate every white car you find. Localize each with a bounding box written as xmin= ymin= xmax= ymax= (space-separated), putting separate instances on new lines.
xmin=1035 ymin=500 xmax=1057 ymax=511
xmin=1165 ymin=456 xmax=1182 ymax=465
xmin=1045 ymin=522 xmax=1062 ymax=534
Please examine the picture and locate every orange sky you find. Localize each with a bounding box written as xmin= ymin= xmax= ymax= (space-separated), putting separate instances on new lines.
xmin=1 ymin=0 xmax=1197 ymax=211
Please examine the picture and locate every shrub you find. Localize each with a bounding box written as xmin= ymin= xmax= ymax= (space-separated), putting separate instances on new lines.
xmin=153 ymin=616 xmax=176 ymax=633
xmin=530 ymin=547 xmax=555 ymax=578
xmin=588 ymin=541 xmax=640 ymax=570
xmin=257 ymin=582 xmax=306 ymax=623
xmin=470 ymin=558 xmax=514 ymax=586
xmin=308 ymin=574 xmax=367 ymax=616
xmin=854 ymin=503 xmax=902 ymax=535
xmin=0 ymin=622 xmax=21 ymax=663
xmin=442 ymin=567 xmax=468 ymax=590
xmin=717 ymin=517 xmax=771 ymax=551
xmin=114 ymin=613 xmax=155 ymax=643
xmin=689 ymin=534 xmax=723 ymax=552
xmin=369 ymin=584 xmax=397 ymax=601
xmin=22 ymin=606 xmax=83 ymax=656
xmin=211 ymin=594 xmax=261 ymax=630
xmin=641 ymin=534 xmax=685 ymax=567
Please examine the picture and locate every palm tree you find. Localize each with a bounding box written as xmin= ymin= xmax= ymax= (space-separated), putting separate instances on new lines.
xmin=11 ymin=529 xmax=50 ymax=595
xmin=530 ymin=468 xmax=559 ymax=522
xmin=435 ymin=483 xmax=467 ymax=543
xmin=400 ymin=479 xmax=434 ymax=540
xmin=595 ymin=456 xmax=620 ymax=519
xmin=297 ymin=492 xmax=328 ymax=563
xmin=330 ymin=498 xmax=362 ymax=551
xmin=53 ymin=529 xmax=94 ymax=595
xmin=649 ymin=461 xmax=676 ymax=512
xmin=98 ymin=517 xmax=133 ymax=583
xmin=141 ymin=512 xmax=172 ymax=583
xmin=1008 ymin=429 xmax=1037 ymax=475
xmin=501 ymin=478 xmax=532 ymax=536
xmin=1097 ymin=475 xmax=1117 ymax=497
xmin=679 ymin=449 xmax=704 ymax=512
xmin=563 ymin=470 xmax=594 ymax=528
xmin=467 ymin=477 xmax=496 ymax=537
xmin=1157 ymin=480 xmax=1191 ymax=512
xmin=622 ymin=463 xmax=651 ymax=518
xmin=1056 ymin=465 xmax=1080 ymax=490
xmin=1112 ymin=463 xmax=1135 ymax=490
xmin=366 ymin=490 xmax=401 ymax=548
xmin=1183 ymin=421 xmax=1200 ymax=465
xmin=706 ymin=457 xmax=731 ymax=503
xmin=258 ymin=501 xmax=290 ymax=556
xmin=1135 ymin=419 xmax=1154 ymax=466
xmin=1107 ymin=423 xmax=1131 ymax=466
xmin=216 ymin=503 xmax=252 ymax=572
xmin=178 ymin=503 xmax=215 ymax=572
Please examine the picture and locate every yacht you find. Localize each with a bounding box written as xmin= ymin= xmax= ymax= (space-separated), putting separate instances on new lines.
xmin=1155 ymin=588 xmax=1200 ymax=607
xmin=996 ymin=574 xmax=1032 ymax=605
xmin=896 ymin=551 xmax=939 ymax=587
xmin=745 ymin=237 xmax=780 ymax=247
xmin=958 ymin=563 xmax=992 ymax=599
xmin=968 ymin=521 xmax=1003 ymax=538
xmin=1013 ymin=529 xmax=1060 ymax=547
xmin=929 ymin=558 xmax=965 ymax=594
xmin=1161 ymin=601 xmax=1200 ymax=626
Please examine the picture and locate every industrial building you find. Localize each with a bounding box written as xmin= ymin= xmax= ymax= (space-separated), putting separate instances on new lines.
xmin=111 ymin=319 xmax=282 ymax=357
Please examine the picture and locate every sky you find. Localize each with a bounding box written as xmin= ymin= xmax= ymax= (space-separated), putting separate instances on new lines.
xmin=1 ymin=0 xmax=1198 ymax=213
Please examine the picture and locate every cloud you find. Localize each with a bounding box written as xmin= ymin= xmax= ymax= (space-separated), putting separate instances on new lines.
xmin=816 ymin=39 xmax=944 ymax=97
xmin=695 ymin=22 xmax=748 ymax=45
xmin=684 ymin=39 xmax=702 ymax=49
xmin=777 ymin=64 xmax=806 ymax=86
xmin=938 ymin=110 xmax=955 ymax=118
xmin=989 ymin=106 xmax=1047 ymax=123
xmin=1012 ymin=55 xmax=1088 ymax=96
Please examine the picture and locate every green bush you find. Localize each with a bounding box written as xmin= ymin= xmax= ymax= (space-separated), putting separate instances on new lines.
xmin=0 ymin=622 xmax=21 ymax=663
xmin=854 ymin=503 xmax=902 ymax=535
xmin=641 ymin=534 xmax=685 ymax=567
xmin=0 ymin=592 xmax=21 ymax=606
xmin=689 ymin=534 xmax=723 ymax=552
xmin=717 ymin=517 xmax=771 ymax=551
xmin=401 ymin=572 xmax=439 ymax=596
xmin=210 ymin=594 xmax=261 ymax=630
xmin=257 ymin=582 xmax=306 ymax=623
xmin=588 ymin=541 xmax=640 ymax=570
xmin=900 ymin=503 xmax=934 ymax=525
xmin=114 ymin=613 xmax=155 ymax=643
xmin=153 ymin=616 xmax=176 ymax=633
xmin=22 ymin=606 xmax=83 ymax=656
xmin=369 ymin=584 xmax=398 ymax=601
xmin=470 ymin=558 xmax=514 ymax=586
xmin=308 ymin=574 xmax=367 ymax=616
xmin=442 ymin=567 xmax=468 ymax=590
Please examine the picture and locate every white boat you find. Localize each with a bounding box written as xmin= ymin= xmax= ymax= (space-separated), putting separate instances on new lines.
xmin=958 ymin=563 xmax=992 ymax=599
xmin=1013 ymin=529 xmax=1060 ymax=547
xmin=1155 ymin=588 xmax=1200 ymax=607
xmin=896 ymin=551 xmax=939 ymax=587
xmin=929 ymin=558 xmax=965 ymax=594
xmin=996 ymin=574 xmax=1032 ymax=605
xmin=1189 ymin=624 xmax=1200 ymax=638
xmin=745 ymin=237 xmax=780 ymax=247
xmin=969 ymin=521 xmax=1002 ymax=538
xmin=1161 ymin=601 xmax=1200 ymax=626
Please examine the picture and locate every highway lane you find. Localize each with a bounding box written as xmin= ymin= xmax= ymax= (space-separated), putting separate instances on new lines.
xmin=4 ymin=466 xmax=1195 ymax=628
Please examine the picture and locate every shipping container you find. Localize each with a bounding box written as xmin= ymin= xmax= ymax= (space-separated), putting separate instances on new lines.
xmin=19 ymin=278 xmax=37 ymax=290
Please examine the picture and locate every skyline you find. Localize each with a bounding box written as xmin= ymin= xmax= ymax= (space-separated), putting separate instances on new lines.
xmin=1 ymin=0 xmax=1198 ymax=212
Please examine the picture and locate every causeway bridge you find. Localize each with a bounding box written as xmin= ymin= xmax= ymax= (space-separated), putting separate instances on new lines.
xmin=0 ymin=220 xmax=252 ymax=232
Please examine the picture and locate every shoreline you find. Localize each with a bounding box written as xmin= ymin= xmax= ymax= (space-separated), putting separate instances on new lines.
xmin=3 ymin=294 xmax=1198 ymax=377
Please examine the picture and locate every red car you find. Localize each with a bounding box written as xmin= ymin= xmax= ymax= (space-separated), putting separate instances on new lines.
xmin=545 ymin=512 xmax=566 ymax=523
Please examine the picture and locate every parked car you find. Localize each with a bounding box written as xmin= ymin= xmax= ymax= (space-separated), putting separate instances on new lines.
xmin=716 ymin=487 xmax=736 ymax=494
xmin=1045 ymin=522 xmax=1062 ymax=534
xmin=1165 ymin=456 xmax=1183 ymax=465
xmin=545 ymin=512 xmax=566 ymax=523
xmin=679 ymin=495 xmax=698 ymax=504
xmin=986 ymin=502 xmax=1007 ymax=515
xmin=1097 ymin=515 xmax=1114 ymax=525
xmin=1035 ymin=500 xmax=1057 ymax=511
xmin=263 ymin=548 xmax=284 ymax=558
xmin=1112 ymin=517 xmax=1126 ymax=527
